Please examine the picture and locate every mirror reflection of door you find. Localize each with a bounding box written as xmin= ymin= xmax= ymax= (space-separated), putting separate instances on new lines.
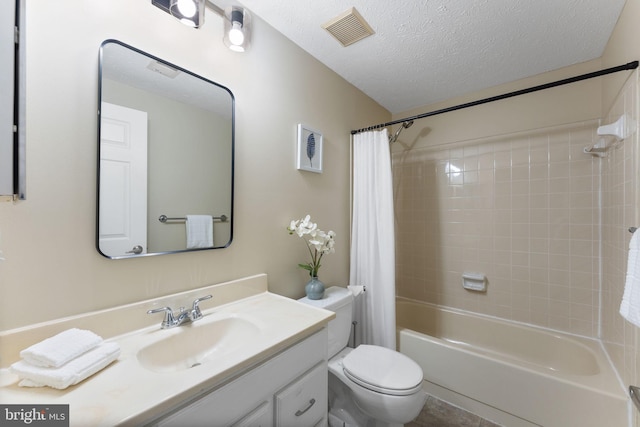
xmin=99 ymin=102 xmax=148 ymax=256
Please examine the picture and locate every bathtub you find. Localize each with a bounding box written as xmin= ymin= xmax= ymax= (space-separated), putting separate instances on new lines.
xmin=396 ymin=298 xmax=628 ymax=427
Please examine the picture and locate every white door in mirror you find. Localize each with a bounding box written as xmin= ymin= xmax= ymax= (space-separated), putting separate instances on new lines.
xmin=99 ymin=102 xmax=148 ymax=256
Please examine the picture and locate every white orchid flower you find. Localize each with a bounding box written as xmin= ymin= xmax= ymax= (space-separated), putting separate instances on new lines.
xmin=287 ymin=215 xmax=336 ymax=277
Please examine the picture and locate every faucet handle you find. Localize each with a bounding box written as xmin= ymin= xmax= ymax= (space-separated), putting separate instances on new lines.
xmin=191 ymin=295 xmax=213 ymax=320
xmin=147 ymin=306 xmax=176 ymax=329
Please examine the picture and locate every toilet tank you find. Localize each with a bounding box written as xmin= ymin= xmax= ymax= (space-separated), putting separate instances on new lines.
xmin=299 ymin=286 xmax=353 ymax=358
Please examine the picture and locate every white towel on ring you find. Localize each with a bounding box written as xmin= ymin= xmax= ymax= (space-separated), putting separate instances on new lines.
xmin=620 ymin=230 xmax=640 ymax=327
xmin=20 ymin=328 xmax=103 ymax=368
xmin=11 ymin=342 xmax=121 ymax=390
xmin=186 ymin=215 xmax=214 ymax=249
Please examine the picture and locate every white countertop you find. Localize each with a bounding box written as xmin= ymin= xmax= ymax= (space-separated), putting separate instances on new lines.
xmin=0 ymin=279 xmax=334 ymax=426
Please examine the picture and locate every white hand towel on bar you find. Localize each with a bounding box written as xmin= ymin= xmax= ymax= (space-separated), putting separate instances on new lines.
xmin=620 ymin=230 xmax=640 ymax=327
xmin=186 ymin=215 xmax=214 ymax=249
xmin=20 ymin=328 xmax=103 ymax=368
xmin=11 ymin=342 xmax=121 ymax=390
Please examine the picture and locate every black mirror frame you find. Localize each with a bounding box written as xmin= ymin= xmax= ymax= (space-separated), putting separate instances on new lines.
xmin=96 ymin=39 xmax=235 ymax=259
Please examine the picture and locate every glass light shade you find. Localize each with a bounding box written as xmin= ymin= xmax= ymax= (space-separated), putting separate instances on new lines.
xmin=169 ymin=0 xmax=205 ymax=28
xmin=228 ymin=22 xmax=245 ymax=46
xmin=223 ymin=6 xmax=251 ymax=52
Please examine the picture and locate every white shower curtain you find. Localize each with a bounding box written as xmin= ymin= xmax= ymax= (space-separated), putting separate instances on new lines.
xmin=350 ymin=129 xmax=396 ymax=350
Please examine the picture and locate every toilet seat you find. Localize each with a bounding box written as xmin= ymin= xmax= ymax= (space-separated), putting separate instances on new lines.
xmin=342 ymin=345 xmax=423 ymax=396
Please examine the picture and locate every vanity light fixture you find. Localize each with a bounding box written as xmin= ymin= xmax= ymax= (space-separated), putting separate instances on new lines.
xmin=169 ymin=0 xmax=205 ymax=28
xmin=223 ymin=6 xmax=251 ymax=52
xmin=152 ymin=0 xmax=251 ymax=52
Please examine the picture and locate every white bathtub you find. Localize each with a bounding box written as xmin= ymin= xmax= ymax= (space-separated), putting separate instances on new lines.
xmin=396 ymin=298 xmax=628 ymax=427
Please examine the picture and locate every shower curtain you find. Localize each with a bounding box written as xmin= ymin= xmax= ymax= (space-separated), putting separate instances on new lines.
xmin=350 ymin=129 xmax=396 ymax=350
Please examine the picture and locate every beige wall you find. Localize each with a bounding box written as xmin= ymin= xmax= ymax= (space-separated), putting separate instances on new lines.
xmin=0 ymin=0 xmax=389 ymax=330
xmin=601 ymin=70 xmax=638 ymax=425
xmin=602 ymin=0 xmax=640 ymax=113
xmin=391 ymin=60 xmax=603 ymax=150
xmin=600 ymin=1 xmax=640 ymax=426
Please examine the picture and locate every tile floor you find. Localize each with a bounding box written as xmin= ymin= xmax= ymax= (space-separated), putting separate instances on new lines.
xmin=406 ymin=395 xmax=502 ymax=427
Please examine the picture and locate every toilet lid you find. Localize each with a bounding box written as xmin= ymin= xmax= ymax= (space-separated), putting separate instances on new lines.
xmin=342 ymin=345 xmax=423 ymax=396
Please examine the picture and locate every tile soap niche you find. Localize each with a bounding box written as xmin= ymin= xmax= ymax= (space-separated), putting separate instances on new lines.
xmin=462 ymin=273 xmax=486 ymax=292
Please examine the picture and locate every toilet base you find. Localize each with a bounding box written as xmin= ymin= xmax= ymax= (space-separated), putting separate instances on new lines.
xmin=328 ymin=372 xmax=370 ymax=426
xmin=328 ymin=411 xmax=403 ymax=427
xmin=327 ymin=409 xmax=360 ymax=427
xmin=328 ymin=410 xmax=403 ymax=427
xmin=328 ymin=361 xmax=408 ymax=427
xmin=327 ymin=347 xmax=426 ymax=426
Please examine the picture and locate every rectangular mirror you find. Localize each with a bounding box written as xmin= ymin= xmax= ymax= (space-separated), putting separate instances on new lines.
xmin=97 ymin=40 xmax=234 ymax=258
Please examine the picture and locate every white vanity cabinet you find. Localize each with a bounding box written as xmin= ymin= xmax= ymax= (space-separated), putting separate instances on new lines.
xmin=274 ymin=361 xmax=326 ymax=426
xmin=150 ymin=328 xmax=328 ymax=427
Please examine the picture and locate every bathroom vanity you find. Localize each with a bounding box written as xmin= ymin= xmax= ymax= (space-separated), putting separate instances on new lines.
xmin=152 ymin=329 xmax=327 ymax=426
xmin=0 ymin=274 xmax=334 ymax=426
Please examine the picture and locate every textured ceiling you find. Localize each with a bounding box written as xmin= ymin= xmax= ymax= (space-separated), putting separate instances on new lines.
xmin=237 ymin=0 xmax=627 ymax=114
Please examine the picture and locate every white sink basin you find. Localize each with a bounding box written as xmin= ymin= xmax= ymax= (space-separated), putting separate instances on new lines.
xmin=136 ymin=315 xmax=261 ymax=373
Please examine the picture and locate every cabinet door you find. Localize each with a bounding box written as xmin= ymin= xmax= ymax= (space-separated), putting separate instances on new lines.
xmin=275 ymin=362 xmax=327 ymax=427
xmin=231 ymin=400 xmax=273 ymax=427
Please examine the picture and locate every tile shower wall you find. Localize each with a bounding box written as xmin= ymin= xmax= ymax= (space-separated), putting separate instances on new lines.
xmin=393 ymin=121 xmax=601 ymax=337
xmin=601 ymin=70 xmax=639 ymax=397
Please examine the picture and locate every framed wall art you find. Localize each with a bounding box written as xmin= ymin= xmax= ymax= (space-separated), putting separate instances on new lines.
xmin=296 ymin=124 xmax=323 ymax=173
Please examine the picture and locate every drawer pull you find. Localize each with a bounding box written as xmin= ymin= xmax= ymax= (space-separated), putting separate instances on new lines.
xmin=294 ymin=398 xmax=316 ymax=417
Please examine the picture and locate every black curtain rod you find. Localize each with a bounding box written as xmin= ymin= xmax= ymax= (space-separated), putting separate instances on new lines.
xmin=351 ymin=60 xmax=639 ymax=135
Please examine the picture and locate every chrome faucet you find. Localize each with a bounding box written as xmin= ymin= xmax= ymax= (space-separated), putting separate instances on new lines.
xmin=147 ymin=295 xmax=213 ymax=329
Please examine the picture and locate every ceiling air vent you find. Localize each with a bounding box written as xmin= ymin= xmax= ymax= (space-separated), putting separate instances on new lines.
xmin=322 ymin=7 xmax=375 ymax=47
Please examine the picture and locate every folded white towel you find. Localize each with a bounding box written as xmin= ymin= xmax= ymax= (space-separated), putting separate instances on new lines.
xmin=20 ymin=328 xmax=103 ymax=368
xmin=620 ymin=231 xmax=640 ymax=327
xmin=186 ymin=215 xmax=214 ymax=249
xmin=11 ymin=342 xmax=120 ymax=390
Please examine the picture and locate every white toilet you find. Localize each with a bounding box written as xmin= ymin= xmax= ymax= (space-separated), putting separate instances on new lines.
xmin=299 ymin=286 xmax=427 ymax=427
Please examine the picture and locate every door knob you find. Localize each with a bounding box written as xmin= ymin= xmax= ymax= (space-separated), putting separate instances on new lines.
xmin=126 ymin=245 xmax=143 ymax=254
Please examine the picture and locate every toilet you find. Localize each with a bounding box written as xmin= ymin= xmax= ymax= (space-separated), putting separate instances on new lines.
xmin=299 ymin=286 xmax=427 ymax=427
